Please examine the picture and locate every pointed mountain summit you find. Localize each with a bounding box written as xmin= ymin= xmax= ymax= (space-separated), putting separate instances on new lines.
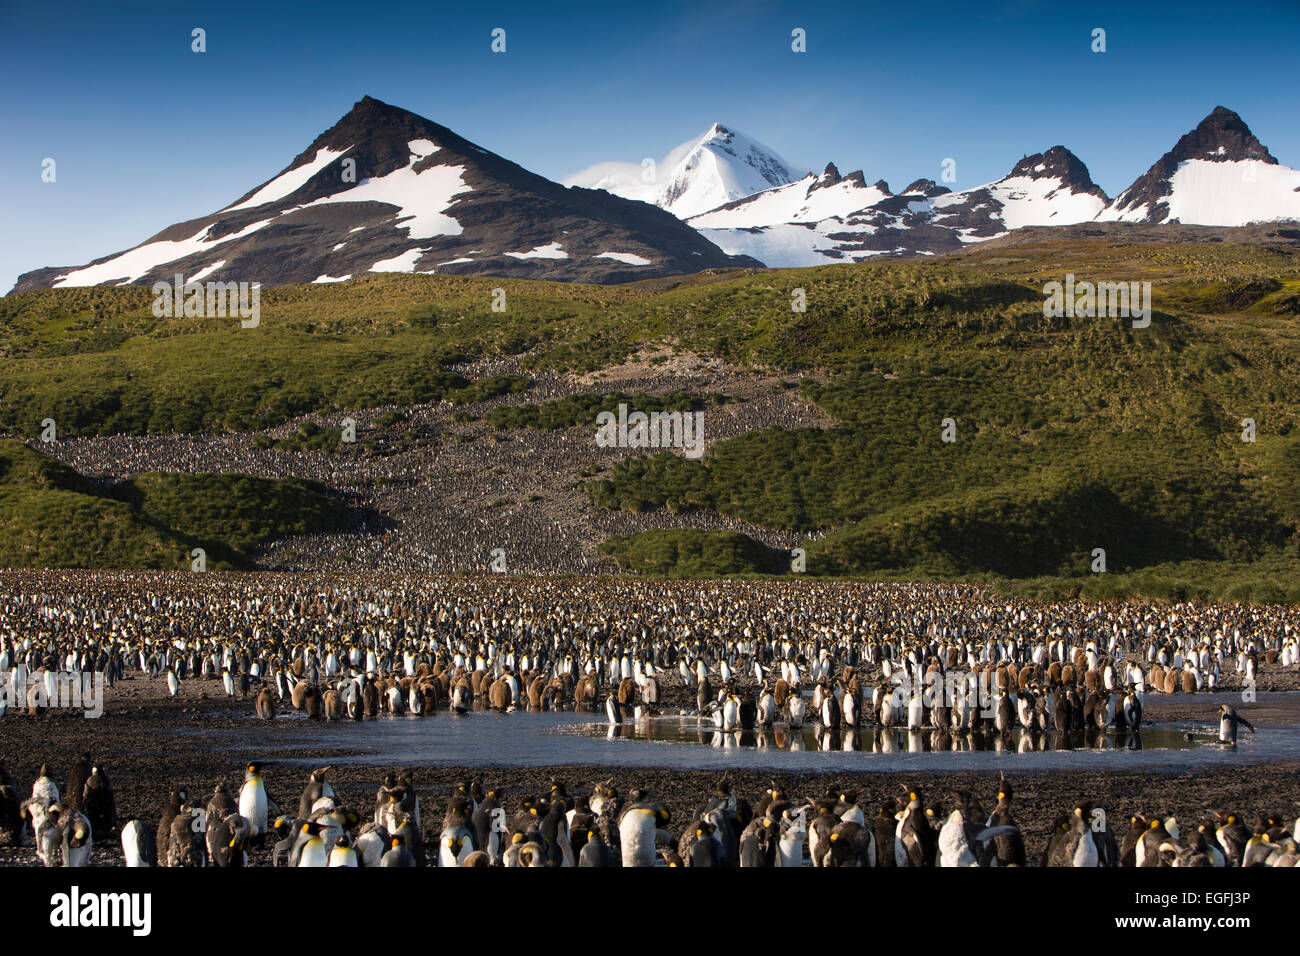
xmin=1006 ymin=146 xmax=1109 ymax=201
xmin=689 ymin=145 xmax=1109 ymax=267
xmin=1098 ymin=106 xmax=1300 ymax=225
xmin=565 ymin=124 xmax=804 ymax=220
xmin=11 ymin=96 xmax=757 ymax=293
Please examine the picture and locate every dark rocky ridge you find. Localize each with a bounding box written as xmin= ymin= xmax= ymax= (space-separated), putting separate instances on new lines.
xmin=1007 ymin=145 xmax=1109 ymax=201
xmin=1106 ymin=106 xmax=1279 ymax=223
xmin=10 ymin=97 xmax=759 ymax=294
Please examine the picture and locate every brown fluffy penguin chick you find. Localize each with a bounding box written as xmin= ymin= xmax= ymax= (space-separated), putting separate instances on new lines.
xmin=255 ymin=686 xmax=276 ymax=720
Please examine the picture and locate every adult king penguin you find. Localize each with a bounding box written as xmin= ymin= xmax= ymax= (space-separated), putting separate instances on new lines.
xmin=239 ymin=762 xmax=270 ymax=846
xmin=1217 ymin=703 xmax=1255 ymax=745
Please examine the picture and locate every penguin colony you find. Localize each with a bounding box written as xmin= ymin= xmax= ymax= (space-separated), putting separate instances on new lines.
xmin=4 ymin=762 xmax=1298 ymax=867
xmin=1 ymin=574 xmax=1295 ymax=724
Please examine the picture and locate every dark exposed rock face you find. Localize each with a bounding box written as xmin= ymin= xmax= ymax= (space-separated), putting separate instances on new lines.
xmin=1105 ymin=106 xmax=1278 ymax=223
xmin=10 ymin=96 xmax=758 ymax=294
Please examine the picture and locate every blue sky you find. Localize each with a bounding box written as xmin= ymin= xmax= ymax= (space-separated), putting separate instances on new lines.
xmin=1 ymin=0 xmax=1297 ymax=291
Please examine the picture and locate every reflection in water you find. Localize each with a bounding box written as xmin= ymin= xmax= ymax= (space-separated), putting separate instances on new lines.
xmin=593 ymin=718 xmax=1172 ymax=754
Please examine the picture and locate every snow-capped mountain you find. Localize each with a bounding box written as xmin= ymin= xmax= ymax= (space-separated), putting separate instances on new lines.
xmin=15 ymin=103 xmax=1300 ymax=290
xmin=1096 ymin=106 xmax=1300 ymax=226
xmin=565 ymin=123 xmax=804 ymax=220
xmin=690 ymin=147 xmax=1109 ymax=267
xmin=10 ymin=97 xmax=757 ymax=293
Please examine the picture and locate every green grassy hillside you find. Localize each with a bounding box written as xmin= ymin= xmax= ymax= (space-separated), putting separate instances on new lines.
xmin=0 ymin=441 xmax=347 ymax=568
xmin=5 ymin=240 xmax=1300 ymax=595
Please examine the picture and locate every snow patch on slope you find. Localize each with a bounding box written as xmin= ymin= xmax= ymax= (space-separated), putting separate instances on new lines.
xmin=505 ymin=242 xmax=569 ymax=260
xmin=298 ymin=162 xmax=470 ymax=239
xmin=224 ymin=146 xmax=352 ymax=212
xmin=690 ymin=173 xmax=888 ymax=229
xmin=595 ymin=251 xmax=652 ymax=265
xmin=697 ymin=222 xmax=883 ymax=268
xmin=1097 ymin=158 xmax=1300 ymax=225
xmin=370 ymin=248 xmax=429 ymax=273
xmin=934 ymin=174 xmax=1107 ymax=229
xmin=187 ymin=259 xmax=226 ymax=283
xmin=52 ymin=218 xmax=275 ymax=287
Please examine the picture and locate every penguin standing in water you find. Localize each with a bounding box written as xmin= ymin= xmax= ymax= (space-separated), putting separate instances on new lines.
xmin=605 ymin=692 xmax=623 ymax=726
xmin=239 ymin=762 xmax=269 ymax=846
xmin=1217 ymin=704 xmax=1255 ymax=745
xmin=1120 ymin=685 xmax=1143 ymax=732
xmin=786 ymin=692 xmax=806 ymax=729
xmin=696 ymin=675 xmax=712 ymax=716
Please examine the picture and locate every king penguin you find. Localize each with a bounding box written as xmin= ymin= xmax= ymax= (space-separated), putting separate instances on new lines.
xmin=239 ymin=762 xmax=269 ymax=846
xmin=121 ymin=817 xmax=157 ymax=867
xmin=1217 ymin=703 xmax=1255 ymax=745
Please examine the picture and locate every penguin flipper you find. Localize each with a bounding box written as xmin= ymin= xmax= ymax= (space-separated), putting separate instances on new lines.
xmin=1238 ymin=716 xmax=1256 ymax=733
xmin=975 ymin=825 xmax=1019 ymax=843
